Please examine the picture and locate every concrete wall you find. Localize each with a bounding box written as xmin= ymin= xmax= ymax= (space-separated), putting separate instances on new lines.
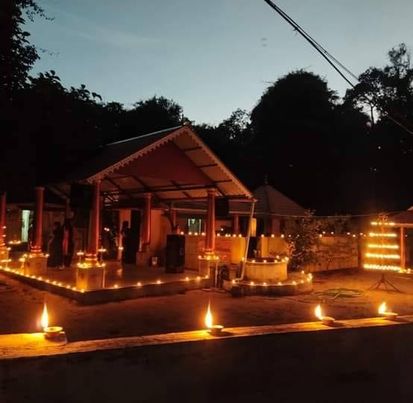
xmin=149 ymin=209 xmax=169 ymax=262
xmin=304 ymin=235 xmax=359 ymax=272
xmin=1 ymin=324 xmax=413 ymax=402
xmin=258 ymin=235 xmax=359 ymax=272
xmin=184 ymin=235 xmax=246 ymax=270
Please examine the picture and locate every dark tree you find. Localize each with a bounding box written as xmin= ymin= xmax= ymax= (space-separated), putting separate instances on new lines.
xmin=0 ymin=0 xmax=46 ymax=105
xmin=120 ymin=96 xmax=184 ymax=140
xmin=345 ymin=44 xmax=413 ymax=211
xmin=250 ymin=71 xmax=340 ymax=211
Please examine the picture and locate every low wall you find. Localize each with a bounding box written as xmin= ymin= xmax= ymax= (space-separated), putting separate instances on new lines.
xmin=185 ymin=235 xmax=245 ymax=270
xmin=258 ymin=235 xmax=359 ymax=272
xmin=304 ymin=235 xmax=359 ymax=272
xmin=1 ymin=318 xmax=413 ymax=402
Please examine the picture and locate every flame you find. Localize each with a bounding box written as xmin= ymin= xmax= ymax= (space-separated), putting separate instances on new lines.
xmin=378 ymin=302 xmax=387 ymax=315
xmin=205 ymin=301 xmax=213 ymax=329
xmin=40 ymin=303 xmax=48 ymax=329
xmin=315 ymin=304 xmax=323 ymax=320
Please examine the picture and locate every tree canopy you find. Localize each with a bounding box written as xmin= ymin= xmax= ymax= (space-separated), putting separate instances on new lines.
xmin=2 ymin=0 xmax=413 ymax=215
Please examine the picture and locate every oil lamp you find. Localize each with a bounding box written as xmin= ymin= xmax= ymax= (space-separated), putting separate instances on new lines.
xmin=314 ymin=304 xmax=335 ymax=326
xmin=378 ymin=302 xmax=398 ymax=320
xmin=205 ymin=302 xmax=224 ymax=336
xmin=40 ymin=303 xmax=64 ymax=340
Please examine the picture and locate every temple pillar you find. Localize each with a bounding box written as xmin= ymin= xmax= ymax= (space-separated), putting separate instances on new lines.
xmin=232 ymin=214 xmax=240 ymax=235
xmin=141 ymin=193 xmax=152 ymax=250
xmin=76 ymin=181 xmax=105 ymax=290
xmin=0 ymin=193 xmax=9 ymax=263
xmin=87 ymin=180 xmax=101 ymax=260
xmin=205 ymin=189 xmax=216 ymax=252
xmin=400 ymin=226 xmax=406 ymax=270
xmin=31 ymin=187 xmax=44 ymax=253
xmin=270 ymin=216 xmax=280 ymax=235
xmin=136 ymin=193 xmax=152 ymax=266
xmin=170 ymin=208 xmax=178 ymax=234
xmin=199 ymin=189 xmax=217 ymax=284
xmin=24 ymin=187 xmax=47 ymax=275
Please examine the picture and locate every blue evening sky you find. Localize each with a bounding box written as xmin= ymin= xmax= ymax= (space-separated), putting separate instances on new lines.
xmin=28 ymin=0 xmax=413 ymax=124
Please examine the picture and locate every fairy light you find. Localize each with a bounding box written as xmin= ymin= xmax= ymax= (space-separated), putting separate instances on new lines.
xmin=363 ymin=263 xmax=401 ymax=271
xmin=364 ymin=216 xmax=401 ymax=272
xmin=365 ymin=253 xmax=400 ymax=260
xmin=368 ymin=244 xmax=399 ymax=249
xmin=368 ymin=232 xmax=397 ymax=238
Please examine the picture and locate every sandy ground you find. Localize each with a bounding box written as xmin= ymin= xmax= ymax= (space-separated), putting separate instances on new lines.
xmin=1 ymin=269 xmax=413 ymax=342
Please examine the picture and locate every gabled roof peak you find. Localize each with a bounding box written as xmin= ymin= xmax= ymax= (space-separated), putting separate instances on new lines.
xmin=107 ymin=125 xmax=183 ymax=146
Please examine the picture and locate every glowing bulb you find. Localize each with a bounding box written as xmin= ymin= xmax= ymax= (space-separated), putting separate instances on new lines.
xmin=40 ymin=303 xmax=48 ymax=330
xmin=205 ymin=301 xmax=213 ymax=329
xmin=378 ymin=302 xmax=387 ymax=315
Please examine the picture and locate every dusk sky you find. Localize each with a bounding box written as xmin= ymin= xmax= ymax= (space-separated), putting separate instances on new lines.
xmin=28 ymin=0 xmax=413 ymax=124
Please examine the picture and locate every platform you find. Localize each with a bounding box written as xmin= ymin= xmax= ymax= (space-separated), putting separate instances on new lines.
xmin=0 ymin=261 xmax=210 ymax=304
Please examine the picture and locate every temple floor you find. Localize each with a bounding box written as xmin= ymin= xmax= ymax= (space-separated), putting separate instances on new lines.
xmin=1 ymin=269 xmax=413 ymax=342
xmin=7 ymin=260 xmax=199 ymax=289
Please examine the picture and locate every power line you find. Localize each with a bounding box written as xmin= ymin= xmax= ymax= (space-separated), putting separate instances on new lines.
xmin=262 ymin=0 xmax=413 ymax=136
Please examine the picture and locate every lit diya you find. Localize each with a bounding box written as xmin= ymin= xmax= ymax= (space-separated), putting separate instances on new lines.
xmin=314 ymin=304 xmax=335 ymax=326
xmin=378 ymin=302 xmax=398 ymax=320
xmin=205 ymin=301 xmax=224 ymax=336
xmin=40 ymin=303 xmax=64 ymax=340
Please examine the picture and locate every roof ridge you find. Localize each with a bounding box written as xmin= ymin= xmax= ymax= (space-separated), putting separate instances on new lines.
xmin=106 ymin=125 xmax=183 ymax=146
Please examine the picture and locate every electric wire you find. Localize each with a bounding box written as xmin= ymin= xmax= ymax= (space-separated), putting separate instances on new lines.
xmin=262 ymin=0 xmax=413 ymax=135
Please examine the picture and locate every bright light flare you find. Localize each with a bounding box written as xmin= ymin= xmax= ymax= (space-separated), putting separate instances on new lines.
xmin=378 ymin=302 xmax=387 ymax=315
xmin=40 ymin=303 xmax=48 ymax=330
xmin=205 ymin=301 xmax=213 ymax=329
xmin=315 ymin=304 xmax=323 ymax=320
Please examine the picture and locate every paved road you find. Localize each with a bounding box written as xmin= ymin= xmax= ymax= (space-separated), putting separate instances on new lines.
xmin=1 ymin=269 xmax=412 ymax=341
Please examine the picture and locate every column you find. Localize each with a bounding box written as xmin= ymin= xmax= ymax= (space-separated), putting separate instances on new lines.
xmin=77 ymin=181 xmax=105 ymax=290
xmin=205 ymin=189 xmax=216 ymax=252
xmin=140 ymin=193 xmax=152 ymax=251
xmin=25 ymin=187 xmax=47 ymax=275
xmin=170 ymin=208 xmax=178 ymax=234
xmin=0 ymin=193 xmax=6 ymax=247
xmin=270 ymin=217 xmax=279 ymax=235
xmin=232 ymin=214 xmax=239 ymax=235
xmin=400 ymin=226 xmax=406 ymax=270
xmin=31 ymin=187 xmax=44 ymax=253
xmin=86 ymin=181 xmax=100 ymax=261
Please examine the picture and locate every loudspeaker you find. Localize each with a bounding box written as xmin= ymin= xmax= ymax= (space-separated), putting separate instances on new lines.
xmin=70 ymin=184 xmax=94 ymax=209
xmin=215 ymin=198 xmax=229 ymax=217
xmin=122 ymin=210 xmax=140 ymax=264
xmin=165 ymin=234 xmax=185 ymax=273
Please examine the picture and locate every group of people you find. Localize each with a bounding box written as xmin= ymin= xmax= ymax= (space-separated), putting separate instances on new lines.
xmin=47 ymin=219 xmax=74 ymax=269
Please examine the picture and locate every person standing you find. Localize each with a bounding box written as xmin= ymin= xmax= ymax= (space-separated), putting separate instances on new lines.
xmin=47 ymin=222 xmax=63 ymax=268
xmin=62 ymin=218 xmax=74 ymax=268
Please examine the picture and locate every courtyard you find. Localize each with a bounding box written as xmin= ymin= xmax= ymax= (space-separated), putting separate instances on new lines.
xmin=1 ymin=268 xmax=412 ymax=342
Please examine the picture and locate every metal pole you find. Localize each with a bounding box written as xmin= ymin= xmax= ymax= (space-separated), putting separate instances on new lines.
xmin=239 ymin=199 xmax=256 ymax=280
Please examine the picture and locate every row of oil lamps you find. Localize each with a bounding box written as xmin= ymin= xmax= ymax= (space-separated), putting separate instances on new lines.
xmin=39 ymin=299 xmax=398 ymax=341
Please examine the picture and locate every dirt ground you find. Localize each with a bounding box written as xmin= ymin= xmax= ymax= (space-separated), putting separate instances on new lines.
xmin=1 ymin=269 xmax=413 ymax=342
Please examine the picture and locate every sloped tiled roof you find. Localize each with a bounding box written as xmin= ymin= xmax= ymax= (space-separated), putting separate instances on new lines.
xmin=253 ymin=184 xmax=306 ymax=216
xmin=53 ymin=125 xmax=252 ymax=204
xmin=69 ymin=126 xmax=181 ymax=181
xmin=392 ymin=207 xmax=413 ymax=225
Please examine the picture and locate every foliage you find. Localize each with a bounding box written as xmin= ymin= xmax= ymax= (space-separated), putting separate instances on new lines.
xmin=286 ymin=211 xmax=321 ymax=271
xmin=0 ymin=0 xmax=48 ymax=104
xmin=286 ymin=213 xmax=353 ymax=271
xmin=345 ymin=44 xmax=413 ymax=126
xmin=2 ymin=0 xmax=413 ymax=217
xmin=120 ymin=96 xmax=184 ymax=140
xmin=344 ymin=43 xmax=413 ymax=211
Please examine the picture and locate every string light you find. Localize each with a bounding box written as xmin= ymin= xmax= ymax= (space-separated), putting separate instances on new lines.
xmin=365 ymin=253 xmax=400 ymax=260
xmin=364 ymin=216 xmax=401 ymax=272
xmin=368 ymin=244 xmax=399 ymax=249
xmin=368 ymin=232 xmax=397 ymax=238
